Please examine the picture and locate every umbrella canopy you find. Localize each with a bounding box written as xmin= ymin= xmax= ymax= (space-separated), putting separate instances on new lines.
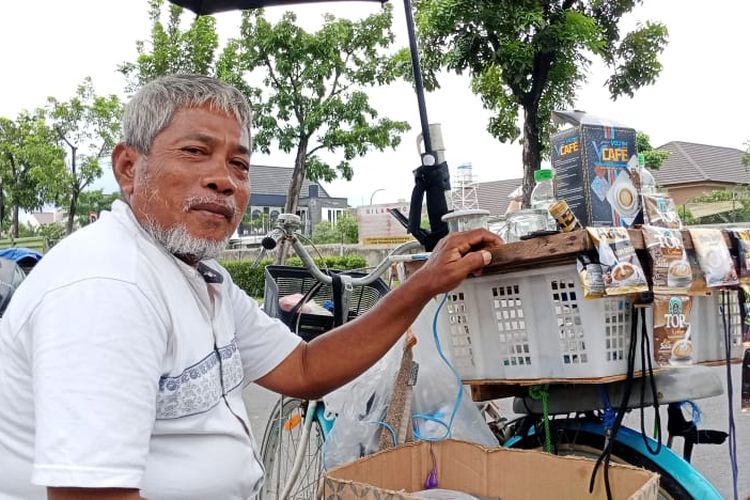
xmin=171 ymin=0 xmax=384 ymax=16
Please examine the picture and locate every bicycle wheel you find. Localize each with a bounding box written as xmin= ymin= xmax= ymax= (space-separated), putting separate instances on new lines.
xmin=508 ymin=420 xmax=721 ymax=500
xmin=259 ymin=397 xmax=324 ymax=500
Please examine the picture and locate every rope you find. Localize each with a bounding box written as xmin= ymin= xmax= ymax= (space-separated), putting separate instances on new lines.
xmin=720 ymin=290 xmax=740 ymax=500
xmin=529 ymin=384 xmax=552 ymax=453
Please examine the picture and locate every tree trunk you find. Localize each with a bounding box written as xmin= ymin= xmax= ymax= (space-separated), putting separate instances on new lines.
xmin=66 ymin=189 xmax=78 ymax=235
xmin=11 ymin=205 xmax=19 ymax=238
xmin=521 ymin=106 xmax=543 ymax=208
xmin=274 ymin=139 xmax=309 ymax=265
xmin=0 ymin=185 xmax=5 ymax=237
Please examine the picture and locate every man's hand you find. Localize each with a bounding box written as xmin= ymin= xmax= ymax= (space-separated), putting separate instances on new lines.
xmin=411 ymin=228 xmax=502 ymax=297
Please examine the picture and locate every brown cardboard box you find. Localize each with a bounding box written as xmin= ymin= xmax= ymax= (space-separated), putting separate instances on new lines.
xmin=324 ymin=440 xmax=658 ymax=499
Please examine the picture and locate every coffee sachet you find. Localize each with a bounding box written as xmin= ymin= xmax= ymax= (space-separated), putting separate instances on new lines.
xmin=586 ymin=227 xmax=648 ymax=296
xmin=577 ymin=254 xmax=605 ymax=299
xmin=687 ymin=250 xmax=710 ymax=296
xmin=653 ymin=296 xmax=694 ymax=367
xmin=642 ymin=194 xmax=682 ymax=229
xmin=642 ymin=226 xmax=691 ymax=295
xmin=688 ymin=228 xmax=739 ymax=288
xmin=728 ymin=228 xmax=750 ymax=284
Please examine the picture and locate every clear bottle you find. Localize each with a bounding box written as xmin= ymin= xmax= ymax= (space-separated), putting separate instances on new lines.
xmin=638 ymin=153 xmax=657 ymax=194
xmin=530 ymin=168 xmax=557 ymax=230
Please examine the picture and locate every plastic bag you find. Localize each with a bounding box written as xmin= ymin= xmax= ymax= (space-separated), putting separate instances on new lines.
xmin=323 ymin=298 xmax=498 ymax=469
xmin=322 ymin=338 xmax=404 ymax=469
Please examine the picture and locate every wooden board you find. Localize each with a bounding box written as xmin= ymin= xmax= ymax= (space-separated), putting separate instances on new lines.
xmin=467 ymin=369 xmax=662 ymax=401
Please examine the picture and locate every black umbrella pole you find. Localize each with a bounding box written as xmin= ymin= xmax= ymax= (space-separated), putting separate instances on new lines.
xmin=403 ymin=0 xmax=433 ymax=161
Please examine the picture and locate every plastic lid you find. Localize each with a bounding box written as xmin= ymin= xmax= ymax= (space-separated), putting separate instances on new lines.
xmin=534 ymin=169 xmax=554 ymax=181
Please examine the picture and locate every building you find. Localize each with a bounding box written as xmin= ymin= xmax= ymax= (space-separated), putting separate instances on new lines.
xmin=242 ymin=165 xmax=349 ymax=236
xmin=653 ymin=142 xmax=750 ymax=205
xmin=474 ymin=177 xmax=523 ymax=216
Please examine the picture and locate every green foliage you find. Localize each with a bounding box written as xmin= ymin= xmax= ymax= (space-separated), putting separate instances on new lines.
xmin=311 ymin=213 xmax=359 ymax=244
xmin=75 ymin=190 xmax=120 ymax=227
xmin=414 ymin=0 xmax=668 ymax=204
xmin=18 ymin=222 xmax=66 ymax=246
xmin=0 ymin=111 xmax=66 ymax=237
xmin=743 ymin=140 xmax=750 ymax=169
xmin=119 ymin=0 xmax=221 ymax=92
xmin=686 ymin=188 xmax=750 ymax=224
xmin=221 ymin=254 xmax=367 ymax=298
xmin=45 ymin=77 xmax=123 ymax=234
xmin=224 ymin=5 xmax=410 ymax=222
xmin=636 ymin=131 xmax=670 ymax=170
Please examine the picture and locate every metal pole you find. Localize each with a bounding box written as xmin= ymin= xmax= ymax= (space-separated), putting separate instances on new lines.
xmin=369 ymin=188 xmax=385 ymax=205
xmin=403 ymin=0 xmax=432 ymax=160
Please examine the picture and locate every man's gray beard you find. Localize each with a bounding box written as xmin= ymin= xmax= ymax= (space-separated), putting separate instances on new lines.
xmin=143 ymin=217 xmax=230 ymax=262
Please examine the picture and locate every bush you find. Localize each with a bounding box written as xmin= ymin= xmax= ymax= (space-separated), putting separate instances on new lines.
xmin=220 ymin=255 xmax=368 ymax=298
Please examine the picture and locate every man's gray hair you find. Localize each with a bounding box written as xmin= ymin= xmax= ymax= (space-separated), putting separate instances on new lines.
xmin=122 ymin=74 xmax=252 ymax=154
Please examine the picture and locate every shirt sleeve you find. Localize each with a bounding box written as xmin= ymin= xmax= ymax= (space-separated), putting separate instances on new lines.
xmin=226 ymin=277 xmax=302 ymax=384
xmin=29 ymin=278 xmax=168 ymax=489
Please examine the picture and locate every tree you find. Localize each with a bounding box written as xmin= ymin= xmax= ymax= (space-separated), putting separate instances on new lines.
xmin=75 ymin=190 xmax=120 ymax=227
xmin=311 ymin=213 xmax=358 ymax=244
xmin=636 ymin=131 xmax=670 ymax=170
xmin=415 ymin=1 xmax=668 ymax=205
xmin=743 ymin=140 xmax=750 ymax=169
xmin=0 ymin=111 xmax=65 ymax=237
xmin=119 ymin=0 xmax=220 ymax=93
xmin=46 ymin=78 xmax=123 ymax=234
xmin=226 ymin=6 xmax=409 ymax=261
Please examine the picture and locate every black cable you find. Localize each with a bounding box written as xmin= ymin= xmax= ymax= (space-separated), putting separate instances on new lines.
xmin=721 ymin=290 xmax=740 ymax=500
xmin=589 ymin=303 xmax=640 ymax=500
xmin=639 ymin=307 xmax=662 ymax=454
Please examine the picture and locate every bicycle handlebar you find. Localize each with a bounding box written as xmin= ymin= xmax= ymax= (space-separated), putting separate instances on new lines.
xmin=266 ymin=213 xmax=424 ymax=286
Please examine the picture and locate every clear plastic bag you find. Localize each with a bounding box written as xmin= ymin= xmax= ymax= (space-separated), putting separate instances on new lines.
xmin=323 ymin=298 xmax=498 ymax=470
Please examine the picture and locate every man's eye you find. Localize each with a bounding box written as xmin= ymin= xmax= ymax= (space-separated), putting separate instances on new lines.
xmin=182 ymin=146 xmax=204 ymax=154
xmin=232 ymin=160 xmax=250 ymax=171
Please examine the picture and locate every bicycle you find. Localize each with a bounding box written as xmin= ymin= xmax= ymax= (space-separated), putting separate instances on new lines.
xmin=256 ymin=215 xmax=727 ymax=500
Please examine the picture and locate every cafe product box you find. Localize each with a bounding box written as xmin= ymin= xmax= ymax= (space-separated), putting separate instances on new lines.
xmin=323 ymin=440 xmax=659 ymax=499
xmin=550 ymin=112 xmax=639 ymax=227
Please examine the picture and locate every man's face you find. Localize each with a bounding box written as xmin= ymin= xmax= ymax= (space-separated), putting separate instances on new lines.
xmin=127 ymin=106 xmax=251 ymax=250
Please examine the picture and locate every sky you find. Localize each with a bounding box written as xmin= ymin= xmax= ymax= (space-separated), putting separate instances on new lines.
xmin=1 ymin=0 xmax=749 ymax=207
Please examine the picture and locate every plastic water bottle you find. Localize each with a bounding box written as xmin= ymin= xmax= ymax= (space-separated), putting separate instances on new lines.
xmin=530 ymin=168 xmax=557 ymax=231
xmin=637 ymin=153 xmax=657 ymax=194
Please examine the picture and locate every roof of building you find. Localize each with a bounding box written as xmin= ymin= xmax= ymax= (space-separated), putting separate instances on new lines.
xmin=250 ymin=164 xmax=332 ymax=198
xmin=653 ymin=141 xmax=750 ymax=187
xmin=475 ymin=177 xmax=523 ymax=215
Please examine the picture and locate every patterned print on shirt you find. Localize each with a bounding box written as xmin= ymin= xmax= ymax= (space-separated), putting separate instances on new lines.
xmin=156 ymin=338 xmax=244 ymax=419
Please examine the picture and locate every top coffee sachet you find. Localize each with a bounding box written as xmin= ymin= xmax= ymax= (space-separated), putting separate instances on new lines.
xmin=587 ymin=227 xmax=649 ymax=296
xmin=688 ymin=228 xmax=739 ymax=288
xmin=643 ymin=226 xmax=692 ymax=295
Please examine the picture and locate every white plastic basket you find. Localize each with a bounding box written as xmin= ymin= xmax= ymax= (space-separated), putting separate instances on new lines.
xmin=437 ymin=264 xmax=652 ymax=381
xmin=692 ymin=291 xmax=745 ymax=363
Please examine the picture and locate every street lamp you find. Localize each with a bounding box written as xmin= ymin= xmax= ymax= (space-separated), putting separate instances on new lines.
xmin=369 ymin=188 xmax=385 ymax=206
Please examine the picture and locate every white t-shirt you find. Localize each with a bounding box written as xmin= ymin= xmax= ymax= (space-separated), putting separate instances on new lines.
xmin=0 ymin=200 xmax=302 ymax=500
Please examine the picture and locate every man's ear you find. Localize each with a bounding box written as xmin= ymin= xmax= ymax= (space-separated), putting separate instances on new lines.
xmin=112 ymin=143 xmax=139 ymax=199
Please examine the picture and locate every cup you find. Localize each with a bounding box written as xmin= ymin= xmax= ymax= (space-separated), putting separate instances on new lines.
xmin=506 ymin=209 xmax=549 ymax=242
xmin=667 ymin=260 xmax=692 ymax=289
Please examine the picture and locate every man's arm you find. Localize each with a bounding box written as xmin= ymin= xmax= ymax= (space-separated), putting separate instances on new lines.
xmin=48 ymin=487 xmax=141 ymax=500
xmin=256 ymin=229 xmax=501 ymax=399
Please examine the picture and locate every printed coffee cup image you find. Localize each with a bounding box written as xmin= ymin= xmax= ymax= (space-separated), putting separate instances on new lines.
xmin=611 ymin=262 xmax=637 ymax=283
xmin=667 ymin=259 xmax=692 ymax=289
xmin=704 ymin=249 xmax=731 ymax=276
xmin=671 ymin=327 xmax=693 ymax=364
xmin=606 ymin=176 xmax=639 ymax=218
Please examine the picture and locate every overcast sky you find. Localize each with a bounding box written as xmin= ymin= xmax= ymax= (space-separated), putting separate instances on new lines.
xmin=2 ymin=0 xmax=749 ymax=207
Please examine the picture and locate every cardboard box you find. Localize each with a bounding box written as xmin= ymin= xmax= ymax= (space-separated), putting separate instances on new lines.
xmin=324 ymin=440 xmax=659 ymax=499
xmin=550 ymin=112 xmax=639 ymax=228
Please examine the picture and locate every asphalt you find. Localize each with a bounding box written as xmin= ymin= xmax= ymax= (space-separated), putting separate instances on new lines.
xmin=243 ymin=364 xmax=749 ymax=498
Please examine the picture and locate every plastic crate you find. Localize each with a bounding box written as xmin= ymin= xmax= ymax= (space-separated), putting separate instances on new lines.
xmin=264 ymin=265 xmax=390 ymax=341
xmin=692 ymin=290 xmax=745 ymax=363
xmin=436 ymin=264 xmax=652 ymax=381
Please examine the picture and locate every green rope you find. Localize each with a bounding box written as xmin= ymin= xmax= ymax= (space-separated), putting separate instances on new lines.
xmin=529 ymin=384 xmax=552 ymax=453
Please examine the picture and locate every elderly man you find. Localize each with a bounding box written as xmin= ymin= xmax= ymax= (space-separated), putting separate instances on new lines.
xmin=0 ymin=74 xmax=500 ymax=500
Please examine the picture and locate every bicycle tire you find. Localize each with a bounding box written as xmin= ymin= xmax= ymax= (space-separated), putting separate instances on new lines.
xmin=259 ymin=397 xmax=324 ymax=500
xmin=508 ymin=420 xmax=721 ymax=500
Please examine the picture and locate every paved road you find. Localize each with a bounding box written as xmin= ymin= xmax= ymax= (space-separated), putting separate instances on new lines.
xmin=243 ymin=364 xmax=749 ymax=498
